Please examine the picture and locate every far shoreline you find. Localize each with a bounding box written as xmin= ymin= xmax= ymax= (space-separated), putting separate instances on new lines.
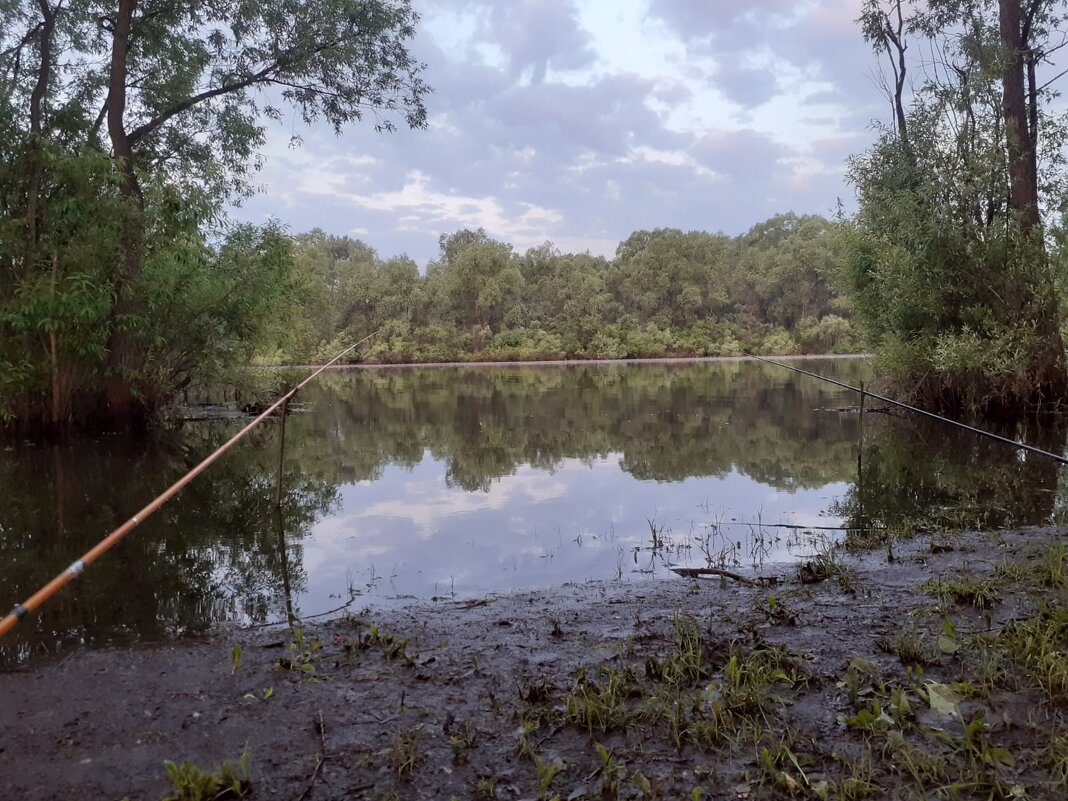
xmin=267 ymin=352 xmax=873 ymax=372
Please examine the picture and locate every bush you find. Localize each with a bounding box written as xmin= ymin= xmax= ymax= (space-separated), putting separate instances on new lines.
xmin=487 ymin=328 xmax=565 ymax=360
xmin=622 ymin=324 xmax=675 ymax=358
xmin=758 ymin=329 xmax=800 ymax=356
xmin=797 ymin=315 xmax=856 ymax=354
xmin=584 ymin=330 xmax=627 ymax=359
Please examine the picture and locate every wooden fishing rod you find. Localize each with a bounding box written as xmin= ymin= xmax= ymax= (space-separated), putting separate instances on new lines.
xmin=0 ymin=330 xmax=381 ymax=638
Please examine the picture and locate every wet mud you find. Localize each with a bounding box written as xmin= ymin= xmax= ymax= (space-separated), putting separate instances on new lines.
xmin=2 ymin=528 xmax=1066 ymax=800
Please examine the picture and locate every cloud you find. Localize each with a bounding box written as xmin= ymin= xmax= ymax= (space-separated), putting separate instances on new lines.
xmin=350 ymin=469 xmax=571 ymax=536
xmin=715 ymin=62 xmax=781 ymax=108
xmin=479 ymin=0 xmax=597 ymax=82
xmin=237 ymin=0 xmax=880 ymax=264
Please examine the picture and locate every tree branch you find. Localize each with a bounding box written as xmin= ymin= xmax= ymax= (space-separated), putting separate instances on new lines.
xmin=125 ymin=30 xmax=359 ymax=147
xmin=126 ymin=63 xmax=277 ymax=146
xmin=1036 ymin=64 xmax=1068 ymax=93
xmin=1022 ymin=0 xmax=1042 ymax=44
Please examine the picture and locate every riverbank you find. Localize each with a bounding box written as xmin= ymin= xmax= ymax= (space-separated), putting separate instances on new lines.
xmin=268 ymin=353 xmax=872 ymax=372
xmin=2 ymin=526 xmax=1065 ymax=800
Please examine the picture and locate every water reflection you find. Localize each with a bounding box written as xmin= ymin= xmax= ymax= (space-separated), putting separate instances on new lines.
xmin=2 ymin=359 xmax=1065 ymax=665
xmin=835 ymin=411 xmax=1068 ymax=534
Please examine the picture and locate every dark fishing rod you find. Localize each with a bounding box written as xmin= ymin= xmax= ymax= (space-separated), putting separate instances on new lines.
xmin=0 ymin=330 xmax=382 ymax=638
xmin=745 ymin=353 xmax=1068 ymax=466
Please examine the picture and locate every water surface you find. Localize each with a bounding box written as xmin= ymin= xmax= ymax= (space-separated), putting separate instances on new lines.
xmin=2 ymin=359 xmax=1065 ymax=664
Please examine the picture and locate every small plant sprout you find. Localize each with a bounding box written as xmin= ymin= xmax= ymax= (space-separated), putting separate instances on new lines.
xmin=162 ymin=749 xmax=250 ymax=801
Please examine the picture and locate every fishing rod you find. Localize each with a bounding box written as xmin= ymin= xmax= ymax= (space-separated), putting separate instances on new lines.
xmin=746 ymin=352 xmax=1068 ymax=466
xmin=0 ymin=329 xmax=381 ymax=638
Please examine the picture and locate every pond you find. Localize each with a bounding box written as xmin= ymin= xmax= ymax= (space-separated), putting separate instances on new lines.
xmin=2 ymin=358 xmax=1066 ymax=665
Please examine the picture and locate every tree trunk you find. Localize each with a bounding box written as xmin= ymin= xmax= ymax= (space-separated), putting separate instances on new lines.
xmin=24 ymin=0 xmax=56 ymax=255
xmin=999 ymin=0 xmax=1067 ymax=407
xmin=103 ymin=0 xmax=147 ymax=428
xmin=999 ymin=0 xmax=1040 ymax=230
xmin=884 ymin=2 xmax=909 ymax=149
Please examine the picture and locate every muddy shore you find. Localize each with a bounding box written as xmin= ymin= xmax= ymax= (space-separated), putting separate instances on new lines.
xmin=2 ymin=528 xmax=1066 ymax=801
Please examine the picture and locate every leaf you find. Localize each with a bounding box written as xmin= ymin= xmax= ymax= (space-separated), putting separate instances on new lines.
xmin=939 ymin=619 xmax=960 ymax=654
xmin=925 ymin=681 xmax=961 ymax=717
xmin=986 ymin=746 xmax=1015 ymax=769
xmin=633 ymin=770 xmax=652 ymax=794
xmin=231 ymin=644 xmax=242 ymax=675
xmin=937 ymin=632 xmax=960 ymax=654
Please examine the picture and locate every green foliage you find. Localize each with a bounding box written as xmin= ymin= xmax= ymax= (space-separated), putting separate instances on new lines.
xmin=162 ymin=750 xmax=250 ymax=801
xmin=845 ymin=1 xmax=1068 ymax=413
xmin=0 ymin=0 xmax=428 ymax=431
xmin=275 ymin=216 xmax=857 ymax=365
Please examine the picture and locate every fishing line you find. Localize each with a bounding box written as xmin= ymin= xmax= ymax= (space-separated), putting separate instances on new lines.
xmin=745 ymin=352 xmax=1068 ymax=466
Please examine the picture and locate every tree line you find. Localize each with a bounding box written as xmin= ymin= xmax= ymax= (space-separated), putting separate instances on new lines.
xmin=275 ymin=214 xmax=857 ymax=366
xmin=6 ymin=0 xmax=1068 ymax=433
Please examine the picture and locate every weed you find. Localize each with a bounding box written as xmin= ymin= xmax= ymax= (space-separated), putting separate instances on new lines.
xmin=390 ymin=730 xmax=421 ymax=778
xmin=276 ymin=626 xmax=319 ymax=674
xmin=876 ymin=627 xmax=929 ymax=666
xmin=595 ymin=743 xmax=627 ymax=800
xmin=698 ymin=642 xmax=808 ymax=745
xmin=449 ymin=720 xmax=477 ymax=765
xmin=840 ymin=658 xmax=882 ymax=710
xmin=647 ymin=516 xmax=668 ymax=552
xmin=796 ymin=545 xmax=854 ymax=593
xmin=523 ymin=679 xmax=555 ymax=705
xmin=993 ymin=561 xmax=1026 ymax=583
xmin=1041 ymin=733 xmax=1068 ymax=785
xmin=514 ymin=721 xmax=538 ymax=761
xmin=549 ymin=616 xmax=563 ymax=637
xmin=837 ymin=752 xmax=881 ymax=801
xmin=632 ymin=769 xmax=654 ymax=798
xmin=1039 ymin=542 xmax=1067 ymax=588
xmin=880 ymin=730 xmax=947 ymax=788
xmin=565 ymin=666 xmax=638 ymax=734
xmin=533 ymin=752 xmax=565 ymax=796
xmin=644 ymin=611 xmax=707 ymax=688
xmin=338 ymin=621 xmax=415 ymax=666
xmin=162 ymin=750 xmax=250 ymax=801
xmin=230 ymin=645 xmax=242 ymax=676
xmin=755 ymin=594 xmax=798 ymax=626
xmin=994 ymin=605 xmax=1068 ymax=700
xmin=474 ymin=774 xmax=498 ymax=799
xmin=845 ymin=687 xmax=913 ymax=733
xmin=923 ymin=575 xmax=1000 ymax=610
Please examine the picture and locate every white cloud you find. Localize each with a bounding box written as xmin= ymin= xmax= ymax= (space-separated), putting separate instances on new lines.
xmin=238 ymin=0 xmax=881 ymax=262
xmin=350 ymin=468 xmax=572 ymax=536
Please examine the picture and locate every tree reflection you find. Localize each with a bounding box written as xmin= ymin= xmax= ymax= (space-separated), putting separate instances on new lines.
xmin=835 ymin=412 xmax=1066 ymax=535
xmin=7 ymin=359 xmax=1059 ymax=665
xmin=0 ymin=425 xmax=337 ymax=665
xmin=290 ymin=361 xmax=868 ymax=492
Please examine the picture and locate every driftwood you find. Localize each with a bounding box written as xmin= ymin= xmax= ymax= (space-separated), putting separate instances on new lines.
xmin=670 ymin=567 xmax=780 ymax=587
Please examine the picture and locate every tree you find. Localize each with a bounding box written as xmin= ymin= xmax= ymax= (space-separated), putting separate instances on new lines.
xmin=847 ymin=0 xmax=1068 ymax=414
xmin=430 ymin=229 xmax=523 ymax=337
xmin=0 ymin=0 xmax=429 ymax=430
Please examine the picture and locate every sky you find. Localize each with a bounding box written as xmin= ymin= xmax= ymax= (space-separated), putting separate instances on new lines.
xmin=238 ymin=0 xmax=883 ymax=266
